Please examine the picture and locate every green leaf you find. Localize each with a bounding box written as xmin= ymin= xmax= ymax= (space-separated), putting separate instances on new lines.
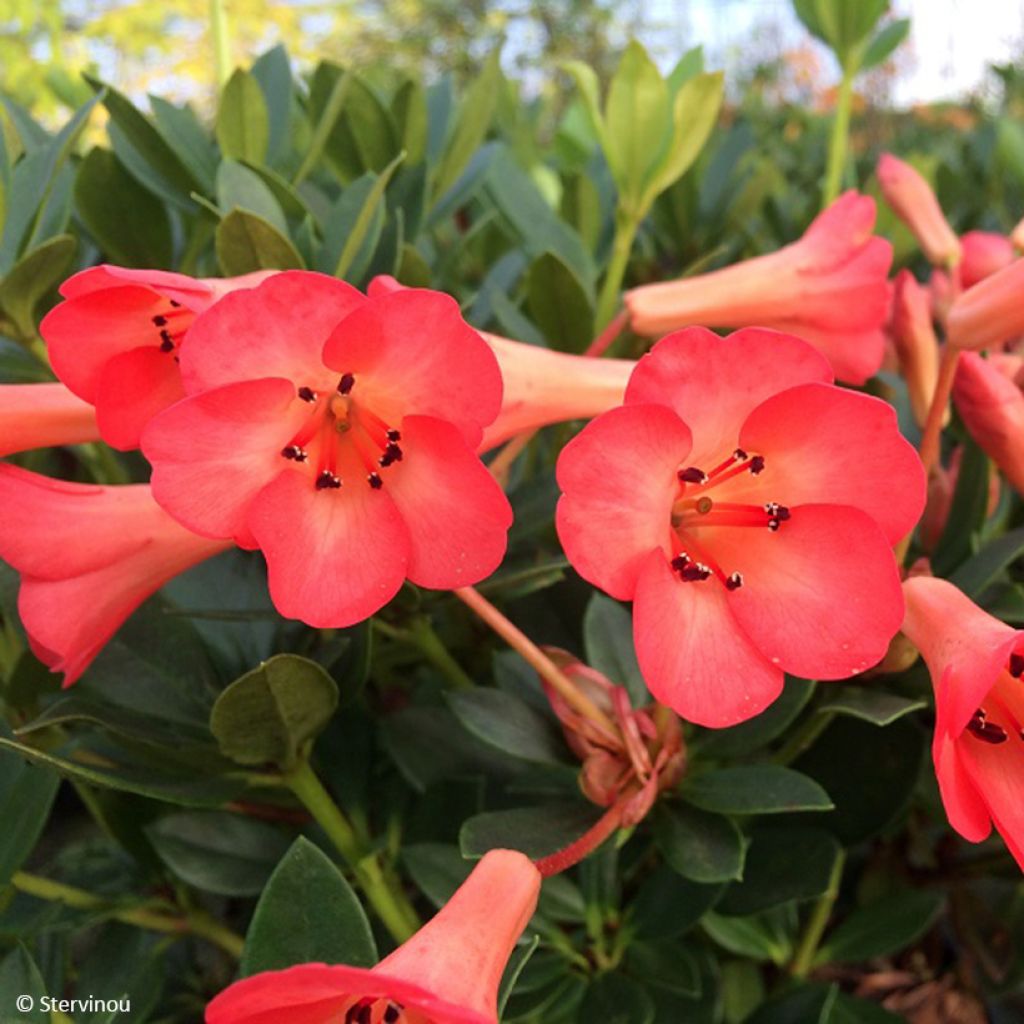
xmin=216 ymin=69 xmax=270 ymax=164
xmin=950 ymin=525 xmax=1024 ymax=598
xmin=403 ymin=843 xmax=473 ymax=908
xmin=0 ymin=745 xmax=59 ymax=887
xmin=241 ymin=837 xmax=376 ymax=975
xmin=296 ymin=64 xmax=354 ymax=185
xmin=210 ymin=654 xmax=339 ymax=768
xmin=447 ymin=689 xmax=567 ymax=765
xmin=816 ymin=889 xmax=944 ymax=964
xmin=0 ymin=234 xmax=76 ymax=337
xmin=251 ymin=45 xmax=293 ymax=165
xmin=632 ymin=865 xmax=723 ymax=941
xmin=580 ymin=974 xmax=655 ymax=1024
xmin=0 ymin=946 xmax=47 ymax=1024
xmin=216 ymin=208 xmax=305 ymax=275
xmin=75 ymin=148 xmax=173 ymax=267
xmin=216 ymin=158 xmax=289 ymax=233
xmin=498 ymin=935 xmax=540 ymax=1016
xmin=934 ymin=436 xmax=989 ymax=576
xmin=525 ymin=250 xmax=594 ymax=352
xmin=146 ymin=810 xmax=291 ymax=897
xmin=794 ymin=0 xmax=889 ymax=69
xmin=604 ymin=40 xmax=670 ymax=205
xmin=150 ymin=96 xmax=219 ymax=193
xmin=717 ymin=826 xmax=841 ymax=915
xmin=432 ymin=47 xmax=502 ymax=202
xmin=655 ymin=803 xmax=746 ymax=884
xmin=582 ymin=593 xmax=647 ymax=706
xmin=460 ymin=803 xmax=603 ymax=860
xmin=392 ymin=78 xmax=428 ymax=166
xmin=86 ymin=75 xmax=202 ymax=204
xmin=816 ymin=686 xmax=926 ymax=726
xmin=860 ymin=18 xmax=910 ymax=70
xmin=684 ymin=766 xmax=833 ymax=816
xmin=562 ymin=60 xmax=608 ymax=154
xmin=702 ymin=909 xmax=794 ymax=965
xmin=640 ymin=71 xmax=723 ymax=213
xmin=695 ymin=678 xmax=815 ymax=758
xmin=625 ymin=940 xmax=702 ymax=998
xmin=668 ymin=46 xmax=705 ymax=93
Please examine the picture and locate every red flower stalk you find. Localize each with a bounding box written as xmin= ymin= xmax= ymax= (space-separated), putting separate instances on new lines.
xmin=556 ymin=327 xmax=925 ymax=727
xmin=953 ymin=351 xmax=1024 ymax=495
xmin=40 ymin=265 xmax=273 ymax=450
xmin=947 ymin=257 xmax=1024 ymax=351
xmin=958 ymin=230 xmax=1014 ymax=289
xmin=890 ymin=270 xmax=941 ymax=429
xmin=877 ymin=153 xmax=961 ymax=267
xmin=0 ymin=383 xmax=100 ymax=456
xmin=206 ymin=849 xmax=541 ymax=1024
xmin=0 ymin=464 xmax=228 ymax=685
xmin=902 ymin=576 xmax=1024 ymax=870
xmin=142 ymin=272 xmax=511 ymax=628
xmin=623 ymin=192 xmax=893 ymax=384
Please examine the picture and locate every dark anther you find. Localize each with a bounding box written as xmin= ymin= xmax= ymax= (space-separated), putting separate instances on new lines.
xmin=152 ymin=315 xmax=167 ymax=326
xmin=368 ymin=472 xmax=383 ymax=489
xmin=680 ymin=563 xmax=711 ymax=582
xmin=315 ymin=471 xmax=342 ymax=490
xmin=379 ymin=443 xmax=404 ymax=467
xmin=384 ymin=1005 xmax=401 ymax=1024
xmin=733 ymin=448 xmax=748 ymax=461
xmin=1010 ymin=653 xmax=1024 ymax=678
xmin=298 ymin=386 xmax=317 ymax=402
xmin=159 ymin=330 xmax=175 ymax=353
xmin=726 ymin=572 xmax=744 ymax=590
xmin=169 ymin=299 xmax=182 ymax=308
xmin=749 ymin=455 xmax=766 ymax=475
xmin=775 ymin=505 xmax=790 ymax=521
xmin=338 ymin=373 xmax=355 ymax=395
xmin=356 ymin=1005 xmax=372 ymax=1024
xmin=386 ymin=428 xmax=402 ymax=442
xmin=678 ymin=466 xmax=707 ymax=484
xmin=967 ymin=718 xmax=1009 ymax=744
xmin=972 ymin=707 xmax=986 ymax=721
xmin=767 ymin=519 xmax=780 ymax=532
xmin=280 ymin=445 xmax=307 ymax=462
xmin=670 ymin=554 xmax=690 ymax=572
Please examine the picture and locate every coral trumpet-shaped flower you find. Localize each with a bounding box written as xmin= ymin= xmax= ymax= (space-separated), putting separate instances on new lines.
xmin=0 ymin=382 xmax=100 ymax=456
xmin=556 ymin=327 xmax=925 ymax=727
xmin=902 ymin=576 xmax=1024 ymax=870
xmin=947 ymin=258 xmax=1024 ymax=351
xmin=877 ymin=153 xmax=961 ymax=267
xmin=0 ymin=464 xmax=228 ymax=685
xmin=958 ymin=231 xmax=1014 ymax=289
xmin=40 ymin=265 xmax=273 ymax=450
xmin=890 ymin=270 xmax=941 ymax=429
xmin=624 ymin=192 xmax=893 ymax=384
xmin=953 ymin=352 xmax=1024 ymax=495
xmin=142 ymin=272 xmax=511 ymax=628
xmin=206 ymin=849 xmax=541 ymax=1024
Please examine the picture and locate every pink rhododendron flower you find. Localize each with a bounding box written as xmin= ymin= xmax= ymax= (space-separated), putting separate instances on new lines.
xmin=902 ymin=576 xmax=1024 ymax=870
xmin=142 ymin=272 xmax=511 ymax=628
xmin=958 ymin=230 xmax=1014 ymax=289
xmin=40 ymin=265 xmax=273 ymax=450
xmin=555 ymin=327 xmax=925 ymax=727
xmin=953 ymin=351 xmax=1024 ymax=495
xmin=877 ymin=153 xmax=961 ymax=267
xmin=0 ymin=465 xmax=228 ymax=685
xmin=0 ymin=383 xmax=100 ymax=456
xmin=890 ymin=270 xmax=941 ymax=429
xmin=624 ymin=192 xmax=892 ymax=384
xmin=206 ymin=848 xmax=541 ymax=1024
xmin=947 ymin=258 xmax=1024 ymax=351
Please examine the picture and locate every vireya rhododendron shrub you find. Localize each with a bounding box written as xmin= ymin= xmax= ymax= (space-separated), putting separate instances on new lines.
xmin=556 ymin=327 xmax=925 ymax=726
xmin=142 ymin=271 xmax=512 ymax=626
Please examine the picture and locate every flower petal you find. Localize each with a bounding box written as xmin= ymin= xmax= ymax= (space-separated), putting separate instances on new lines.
xmin=933 ymin=721 xmax=992 ymax=844
xmin=739 ymin=382 xmax=926 ymax=544
xmin=385 ymin=415 xmax=512 ymax=589
xmin=248 ymin=461 xmax=410 ymax=628
xmin=763 ymin=323 xmax=886 ymax=386
xmin=58 ymin=265 xmax=213 ymax=306
xmin=143 ymin=379 xmax=309 ymax=545
xmin=556 ymin=404 xmax=692 ymax=600
xmin=633 ymin=550 xmax=783 ymax=728
xmin=625 ymin=327 xmax=832 ymax=462
xmin=712 ymin=504 xmax=904 ymax=680
xmin=322 ymin=289 xmax=503 ymax=448
xmin=959 ymin=729 xmax=1024 ymax=870
xmin=95 ymin=347 xmax=186 ymax=451
xmin=180 ymin=271 xmax=365 ymax=393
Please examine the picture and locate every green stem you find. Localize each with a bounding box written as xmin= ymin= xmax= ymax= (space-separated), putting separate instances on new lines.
xmin=209 ymin=0 xmax=231 ymax=87
xmin=790 ymin=848 xmax=846 ymax=977
xmin=595 ymin=214 xmax=638 ymax=332
xmin=285 ymin=759 xmax=420 ymax=943
xmin=774 ymin=708 xmax=831 ymax=766
xmin=11 ymin=871 xmax=244 ymax=958
xmin=822 ymin=65 xmax=856 ymax=208
xmin=407 ymin=617 xmax=475 ymax=690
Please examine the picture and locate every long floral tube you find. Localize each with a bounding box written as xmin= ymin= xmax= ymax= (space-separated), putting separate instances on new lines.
xmin=0 ymin=382 xmax=101 ymax=456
